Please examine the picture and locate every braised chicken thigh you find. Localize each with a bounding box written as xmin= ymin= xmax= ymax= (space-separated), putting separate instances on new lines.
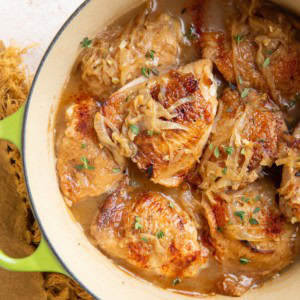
xmin=91 ymin=178 xmax=208 ymax=278
xmin=199 ymin=88 xmax=286 ymax=191
xmin=277 ymin=123 xmax=300 ymax=223
xmin=57 ymin=98 xmax=123 ymax=205
xmin=202 ymin=179 xmax=299 ymax=296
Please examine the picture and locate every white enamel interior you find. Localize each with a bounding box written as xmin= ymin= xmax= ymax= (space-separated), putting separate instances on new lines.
xmin=23 ymin=0 xmax=300 ymax=299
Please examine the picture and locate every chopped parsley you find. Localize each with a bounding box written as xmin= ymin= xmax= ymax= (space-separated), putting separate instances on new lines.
xmin=130 ymin=124 xmax=140 ymax=135
xmin=241 ymin=88 xmax=249 ymax=98
xmin=240 ymin=258 xmax=249 ymax=265
xmin=156 ymin=231 xmax=165 ymax=239
xmin=80 ymin=37 xmax=93 ymax=48
xmin=238 ymin=76 xmax=244 ymax=85
xmin=241 ymin=148 xmax=246 ymax=155
xmin=147 ymin=130 xmax=154 ymax=136
xmin=234 ymin=35 xmax=244 ymax=44
xmin=222 ymin=167 xmax=227 ymax=175
xmin=224 ymin=146 xmax=234 ymax=155
xmin=249 ymin=218 xmax=259 ymax=225
xmin=75 ymin=156 xmax=95 ymax=170
xmin=169 ymin=202 xmax=175 ymax=209
xmin=172 ymin=277 xmax=181 ymax=286
xmin=263 ymin=57 xmax=270 ymax=68
xmin=234 ymin=211 xmax=245 ymax=221
xmin=81 ymin=143 xmax=87 ymax=149
xmin=214 ymin=146 xmax=220 ymax=158
xmin=134 ymin=216 xmax=143 ymax=230
xmin=141 ymin=67 xmax=151 ymax=78
xmin=112 ymin=168 xmax=121 ymax=173
xmin=209 ymin=143 xmax=213 ymax=150
xmin=241 ymin=196 xmax=249 ymax=203
xmin=146 ymin=49 xmax=156 ymax=60
xmin=141 ymin=237 xmax=148 ymax=243
xmin=253 ymin=207 xmax=260 ymax=214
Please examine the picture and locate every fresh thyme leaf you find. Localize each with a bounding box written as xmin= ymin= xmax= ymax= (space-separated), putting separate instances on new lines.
xmin=75 ymin=156 xmax=95 ymax=170
xmin=130 ymin=124 xmax=140 ymax=135
xmin=135 ymin=216 xmax=143 ymax=230
xmin=249 ymin=218 xmax=259 ymax=225
xmin=241 ymin=196 xmax=249 ymax=203
xmin=75 ymin=165 xmax=84 ymax=170
xmin=112 ymin=168 xmax=121 ymax=173
xmin=214 ymin=147 xmax=220 ymax=158
xmin=147 ymin=130 xmax=154 ymax=136
xmin=224 ymin=146 xmax=234 ymax=155
xmin=263 ymin=57 xmax=270 ymax=68
xmin=141 ymin=67 xmax=151 ymax=78
xmin=241 ymin=148 xmax=246 ymax=155
xmin=241 ymin=88 xmax=249 ymax=98
xmin=240 ymin=258 xmax=249 ymax=265
xmin=80 ymin=37 xmax=93 ymax=48
xmin=146 ymin=49 xmax=156 ymax=60
xmin=169 ymin=202 xmax=175 ymax=209
xmin=253 ymin=207 xmax=260 ymax=214
xmin=141 ymin=237 xmax=148 ymax=243
xmin=222 ymin=167 xmax=227 ymax=175
xmin=234 ymin=211 xmax=245 ymax=220
xmin=238 ymin=76 xmax=244 ymax=85
xmin=156 ymin=231 xmax=165 ymax=239
xmin=234 ymin=35 xmax=244 ymax=44
xmin=209 ymin=143 xmax=213 ymax=150
xmin=81 ymin=143 xmax=87 ymax=149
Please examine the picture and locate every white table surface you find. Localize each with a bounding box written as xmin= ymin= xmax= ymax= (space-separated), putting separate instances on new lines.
xmin=0 ymin=0 xmax=84 ymax=73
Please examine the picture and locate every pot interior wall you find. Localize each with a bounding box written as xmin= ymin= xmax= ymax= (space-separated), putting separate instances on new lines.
xmin=23 ymin=0 xmax=300 ymax=299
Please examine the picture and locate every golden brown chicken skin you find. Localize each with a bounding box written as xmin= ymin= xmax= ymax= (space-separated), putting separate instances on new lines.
xmin=198 ymin=88 xmax=287 ymax=191
xmin=91 ymin=178 xmax=208 ymax=278
xmin=277 ymin=122 xmax=300 ymax=223
xmin=94 ymin=60 xmax=218 ymax=187
xmin=200 ymin=0 xmax=300 ymax=110
xmin=201 ymin=178 xmax=299 ymax=297
xmin=56 ymin=97 xmax=123 ymax=206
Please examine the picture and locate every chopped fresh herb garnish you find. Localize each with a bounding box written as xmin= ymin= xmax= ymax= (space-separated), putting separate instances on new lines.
xmin=80 ymin=37 xmax=93 ymax=48
xmin=241 ymin=88 xmax=249 ymax=98
xmin=186 ymin=24 xmax=198 ymax=40
xmin=263 ymin=57 xmax=270 ymax=68
xmin=112 ymin=168 xmax=121 ymax=173
xmin=255 ymin=195 xmax=261 ymax=201
xmin=227 ymin=107 xmax=233 ymax=113
xmin=169 ymin=202 xmax=175 ymax=209
xmin=141 ymin=66 xmax=151 ymax=78
xmin=147 ymin=165 xmax=153 ymax=178
xmin=81 ymin=143 xmax=86 ymax=149
xmin=141 ymin=237 xmax=148 ymax=243
xmin=146 ymin=49 xmax=156 ymax=60
xmin=253 ymin=207 xmax=260 ymax=214
xmin=172 ymin=277 xmax=181 ymax=286
xmin=217 ymin=226 xmax=223 ymax=233
xmin=129 ymin=180 xmax=139 ymax=187
xmin=151 ymin=68 xmax=159 ymax=76
xmin=75 ymin=156 xmax=95 ymax=170
xmin=249 ymin=218 xmax=259 ymax=225
xmin=147 ymin=130 xmax=154 ymax=136
xmin=222 ymin=167 xmax=227 ymax=175
xmin=234 ymin=211 xmax=245 ymax=220
xmin=209 ymin=143 xmax=213 ymax=150
xmin=241 ymin=196 xmax=249 ymax=203
xmin=295 ymin=172 xmax=300 ymax=177
xmin=241 ymin=148 xmax=246 ymax=155
xmin=135 ymin=216 xmax=143 ymax=230
xmin=130 ymin=124 xmax=140 ymax=135
xmin=238 ymin=76 xmax=244 ymax=85
xmin=240 ymin=258 xmax=249 ymax=265
xmin=234 ymin=35 xmax=244 ymax=44
xmin=214 ymin=147 xmax=220 ymax=158
xmin=258 ymin=139 xmax=265 ymax=143
xmin=156 ymin=231 xmax=165 ymax=239
xmin=224 ymin=146 xmax=234 ymax=155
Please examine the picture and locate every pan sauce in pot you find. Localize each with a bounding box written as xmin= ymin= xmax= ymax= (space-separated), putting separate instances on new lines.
xmin=55 ymin=0 xmax=300 ymax=297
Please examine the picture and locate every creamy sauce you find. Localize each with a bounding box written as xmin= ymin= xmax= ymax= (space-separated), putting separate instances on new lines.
xmin=55 ymin=0 xmax=300 ymax=297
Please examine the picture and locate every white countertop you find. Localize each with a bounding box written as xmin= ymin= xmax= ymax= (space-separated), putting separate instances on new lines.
xmin=0 ymin=0 xmax=83 ymax=72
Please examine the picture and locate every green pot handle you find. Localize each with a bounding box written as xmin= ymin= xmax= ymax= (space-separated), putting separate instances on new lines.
xmin=0 ymin=106 xmax=67 ymax=275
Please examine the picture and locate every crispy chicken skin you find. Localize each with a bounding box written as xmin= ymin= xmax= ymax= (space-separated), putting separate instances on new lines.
xmin=200 ymin=0 xmax=300 ymax=109
xmin=199 ymin=88 xmax=287 ymax=191
xmin=80 ymin=13 xmax=184 ymax=99
xmin=56 ymin=98 xmax=123 ymax=206
xmin=202 ymin=179 xmax=299 ymax=297
xmin=91 ymin=178 xmax=208 ymax=278
xmin=94 ymin=60 xmax=218 ymax=187
xmin=277 ymin=123 xmax=300 ymax=223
